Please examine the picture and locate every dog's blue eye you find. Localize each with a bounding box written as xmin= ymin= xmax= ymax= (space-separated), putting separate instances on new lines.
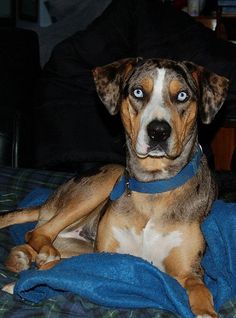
xmin=177 ymin=91 xmax=188 ymax=102
xmin=133 ymin=88 xmax=144 ymax=99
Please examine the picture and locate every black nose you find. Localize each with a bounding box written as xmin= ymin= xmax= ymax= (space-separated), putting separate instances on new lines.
xmin=147 ymin=120 xmax=171 ymax=143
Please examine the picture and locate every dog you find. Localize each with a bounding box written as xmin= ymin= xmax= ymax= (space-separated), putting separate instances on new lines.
xmin=0 ymin=58 xmax=229 ymax=317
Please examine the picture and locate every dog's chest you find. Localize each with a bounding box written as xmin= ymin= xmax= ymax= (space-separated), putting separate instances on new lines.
xmin=112 ymin=220 xmax=183 ymax=272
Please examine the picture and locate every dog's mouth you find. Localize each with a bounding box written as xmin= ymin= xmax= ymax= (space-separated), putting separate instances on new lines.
xmin=135 ymin=142 xmax=181 ymax=160
xmin=136 ymin=144 xmax=168 ymax=159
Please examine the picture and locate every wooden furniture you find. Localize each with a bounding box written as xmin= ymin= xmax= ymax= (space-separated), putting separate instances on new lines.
xmin=211 ymin=121 xmax=236 ymax=170
xmin=196 ymin=11 xmax=236 ymax=171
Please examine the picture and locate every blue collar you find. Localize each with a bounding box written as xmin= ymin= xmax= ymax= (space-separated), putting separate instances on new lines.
xmin=110 ymin=145 xmax=202 ymax=201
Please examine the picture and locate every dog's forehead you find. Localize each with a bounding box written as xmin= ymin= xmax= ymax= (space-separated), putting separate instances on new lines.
xmin=128 ymin=60 xmax=189 ymax=86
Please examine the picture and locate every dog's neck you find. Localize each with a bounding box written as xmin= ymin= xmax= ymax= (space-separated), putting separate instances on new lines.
xmin=126 ymin=133 xmax=199 ymax=182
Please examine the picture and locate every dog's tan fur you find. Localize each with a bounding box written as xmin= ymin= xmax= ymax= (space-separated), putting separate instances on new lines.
xmin=0 ymin=58 xmax=229 ymax=318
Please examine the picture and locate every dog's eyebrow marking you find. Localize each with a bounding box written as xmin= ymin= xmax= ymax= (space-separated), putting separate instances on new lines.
xmin=169 ymin=79 xmax=183 ymax=95
xmin=112 ymin=221 xmax=183 ymax=272
xmin=140 ymin=77 xmax=154 ymax=94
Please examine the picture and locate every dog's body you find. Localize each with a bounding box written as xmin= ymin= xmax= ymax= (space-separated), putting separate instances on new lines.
xmin=0 ymin=58 xmax=229 ymax=317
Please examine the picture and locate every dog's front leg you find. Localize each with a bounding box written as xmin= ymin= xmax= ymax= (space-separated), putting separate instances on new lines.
xmin=164 ymin=223 xmax=217 ymax=318
xmin=178 ymin=274 xmax=217 ymax=318
xmin=167 ymin=248 xmax=216 ymax=317
xmin=25 ymin=164 xmax=124 ymax=269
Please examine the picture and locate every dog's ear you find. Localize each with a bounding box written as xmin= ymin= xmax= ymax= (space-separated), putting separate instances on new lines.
xmin=182 ymin=61 xmax=229 ymax=124
xmin=92 ymin=58 xmax=142 ymax=115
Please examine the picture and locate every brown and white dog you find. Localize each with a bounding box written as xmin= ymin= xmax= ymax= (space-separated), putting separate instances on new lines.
xmin=0 ymin=58 xmax=229 ymax=317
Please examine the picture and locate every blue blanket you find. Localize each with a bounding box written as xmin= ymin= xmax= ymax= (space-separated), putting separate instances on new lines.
xmin=8 ymin=188 xmax=236 ymax=317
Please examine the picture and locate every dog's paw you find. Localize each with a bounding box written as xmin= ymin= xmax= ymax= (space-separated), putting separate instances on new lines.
xmin=36 ymin=245 xmax=60 ymax=268
xmin=2 ymin=282 xmax=15 ymax=294
xmin=5 ymin=250 xmax=31 ymax=273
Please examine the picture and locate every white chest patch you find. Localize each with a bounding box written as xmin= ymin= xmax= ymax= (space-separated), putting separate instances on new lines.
xmin=112 ymin=221 xmax=183 ymax=272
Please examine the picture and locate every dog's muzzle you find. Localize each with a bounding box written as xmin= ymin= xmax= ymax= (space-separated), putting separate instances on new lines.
xmin=135 ymin=119 xmax=172 ymax=158
xmin=147 ymin=120 xmax=171 ymax=149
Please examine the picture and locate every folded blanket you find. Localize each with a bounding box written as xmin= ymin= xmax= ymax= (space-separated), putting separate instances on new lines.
xmin=15 ymin=253 xmax=189 ymax=317
xmin=8 ymin=189 xmax=236 ymax=317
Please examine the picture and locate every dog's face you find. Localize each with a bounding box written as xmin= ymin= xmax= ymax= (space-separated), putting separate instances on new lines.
xmin=93 ymin=58 xmax=228 ymax=159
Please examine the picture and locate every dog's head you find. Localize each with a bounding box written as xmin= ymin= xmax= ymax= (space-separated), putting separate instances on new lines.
xmin=93 ymin=58 xmax=229 ymax=159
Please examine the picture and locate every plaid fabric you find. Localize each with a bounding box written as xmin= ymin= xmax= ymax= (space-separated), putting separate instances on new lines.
xmin=0 ymin=165 xmax=73 ymax=212
xmin=0 ymin=165 xmax=235 ymax=317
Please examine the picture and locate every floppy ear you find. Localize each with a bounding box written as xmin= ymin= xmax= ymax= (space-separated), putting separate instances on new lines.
xmin=92 ymin=58 xmax=142 ymax=115
xmin=182 ymin=61 xmax=229 ymax=124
